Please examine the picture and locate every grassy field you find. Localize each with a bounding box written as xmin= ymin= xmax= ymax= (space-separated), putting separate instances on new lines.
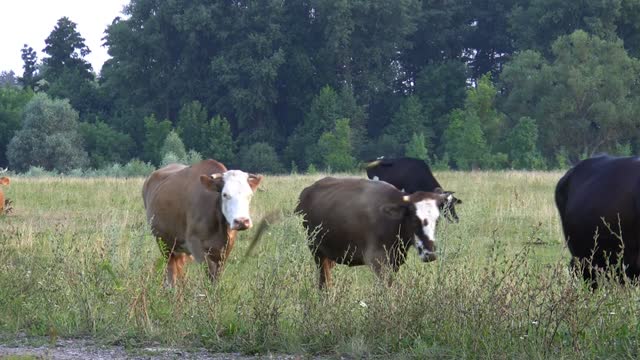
xmin=0 ymin=171 xmax=639 ymax=359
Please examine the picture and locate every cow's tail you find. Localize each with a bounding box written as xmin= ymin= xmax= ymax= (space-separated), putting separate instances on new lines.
xmin=244 ymin=211 xmax=282 ymax=258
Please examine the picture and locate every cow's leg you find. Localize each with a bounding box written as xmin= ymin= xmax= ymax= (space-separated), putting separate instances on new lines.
xmin=222 ymin=235 xmax=237 ymax=264
xmin=165 ymin=253 xmax=180 ymax=287
xmin=317 ymin=256 xmax=335 ymax=289
xmin=174 ymin=253 xmax=192 ymax=282
xmin=205 ymin=249 xmax=224 ymax=284
xmin=155 ymin=237 xmax=178 ymax=288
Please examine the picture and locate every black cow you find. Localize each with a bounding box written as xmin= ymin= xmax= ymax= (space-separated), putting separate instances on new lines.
xmin=365 ymin=157 xmax=462 ymax=222
xmin=555 ymin=155 xmax=640 ymax=284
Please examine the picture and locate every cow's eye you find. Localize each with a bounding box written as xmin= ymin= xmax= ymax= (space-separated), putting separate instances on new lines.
xmin=222 ymin=193 xmax=230 ymax=199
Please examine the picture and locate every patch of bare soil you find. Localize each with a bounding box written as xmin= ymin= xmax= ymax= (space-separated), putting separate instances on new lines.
xmin=0 ymin=338 xmax=306 ymax=359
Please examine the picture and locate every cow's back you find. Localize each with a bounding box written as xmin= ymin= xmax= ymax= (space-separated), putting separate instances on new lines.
xmin=556 ymin=155 xmax=640 ymax=266
xmin=367 ymin=157 xmax=440 ymax=193
xmin=297 ymin=177 xmax=402 ymax=264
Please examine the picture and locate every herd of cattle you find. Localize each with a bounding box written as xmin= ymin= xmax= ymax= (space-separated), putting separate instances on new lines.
xmin=0 ymin=155 xmax=637 ymax=288
xmin=138 ymin=154 xmax=640 ymax=289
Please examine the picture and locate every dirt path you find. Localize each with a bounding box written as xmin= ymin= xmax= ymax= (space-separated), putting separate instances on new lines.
xmin=0 ymin=338 xmax=304 ymax=359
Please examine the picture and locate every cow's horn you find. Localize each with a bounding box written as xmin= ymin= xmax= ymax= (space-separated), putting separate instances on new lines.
xmin=402 ymin=195 xmax=410 ymax=202
xmin=211 ymin=173 xmax=223 ymax=179
xmin=366 ymin=160 xmax=381 ymax=168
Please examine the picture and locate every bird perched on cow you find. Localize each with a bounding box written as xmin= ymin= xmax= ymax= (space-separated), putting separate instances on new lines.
xmin=142 ymin=159 xmax=263 ymax=287
xmin=365 ymin=157 xmax=462 ymax=222
xmin=296 ymin=176 xmax=451 ymax=288
xmin=555 ymin=154 xmax=640 ymax=286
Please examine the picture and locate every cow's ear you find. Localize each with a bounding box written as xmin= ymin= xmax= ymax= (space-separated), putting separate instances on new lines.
xmin=0 ymin=177 xmax=9 ymax=186
xmin=248 ymin=174 xmax=263 ymax=192
xmin=435 ymin=192 xmax=455 ymax=206
xmin=442 ymin=190 xmax=462 ymax=205
xmin=381 ymin=203 xmax=407 ymax=220
xmin=200 ymin=174 xmax=224 ymax=192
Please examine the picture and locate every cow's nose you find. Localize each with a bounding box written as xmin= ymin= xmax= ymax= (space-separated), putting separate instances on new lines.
xmin=423 ymin=252 xmax=437 ymax=262
xmin=233 ymin=218 xmax=252 ymax=230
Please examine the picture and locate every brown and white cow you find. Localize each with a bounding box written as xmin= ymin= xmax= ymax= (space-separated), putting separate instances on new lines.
xmin=142 ymin=159 xmax=262 ymax=286
xmin=0 ymin=168 xmax=10 ymax=214
xmin=295 ymin=177 xmax=451 ymax=288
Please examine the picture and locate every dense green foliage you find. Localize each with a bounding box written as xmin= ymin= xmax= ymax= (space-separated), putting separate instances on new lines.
xmin=7 ymin=94 xmax=88 ymax=172
xmin=3 ymin=0 xmax=640 ymax=172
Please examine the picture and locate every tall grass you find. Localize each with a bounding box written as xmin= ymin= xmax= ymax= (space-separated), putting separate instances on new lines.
xmin=0 ymin=172 xmax=639 ymax=358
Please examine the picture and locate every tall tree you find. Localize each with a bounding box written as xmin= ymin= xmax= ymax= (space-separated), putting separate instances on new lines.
xmin=414 ymin=60 xmax=468 ymax=156
xmin=318 ymin=118 xmax=356 ymax=172
xmin=79 ymin=121 xmax=134 ymax=168
xmin=0 ymin=71 xmax=19 ymax=87
xmin=466 ymin=0 xmax=517 ymax=78
xmin=501 ymin=30 xmax=640 ymax=162
xmin=0 ymin=87 xmax=34 ymax=167
xmin=42 ymin=17 xmax=93 ymax=80
xmin=19 ymin=45 xmax=39 ymax=90
xmin=205 ymin=115 xmax=235 ymax=166
xmin=508 ymin=0 xmax=622 ymax=55
xmin=177 ymin=100 xmax=210 ymax=154
xmin=401 ymin=0 xmax=472 ymax=82
xmin=379 ymin=95 xmax=430 ymax=157
xmin=142 ymin=114 xmax=172 ymax=166
xmin=285 ymin=86 xmax=341 ymax=168
xmin=444 ymin=109 xmax=490 ymax=170
xmin=41 ymin=17 xmax=99 ymax=120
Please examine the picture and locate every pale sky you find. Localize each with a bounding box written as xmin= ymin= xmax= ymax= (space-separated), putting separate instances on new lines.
xmin=1 ymin=0 xmax=130 ymax=76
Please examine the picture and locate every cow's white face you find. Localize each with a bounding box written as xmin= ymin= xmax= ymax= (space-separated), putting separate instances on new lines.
xmin=412 ymin=199 xmax=440 ymax=261
xmin=220 ymin=170 xmax=258 ymax=230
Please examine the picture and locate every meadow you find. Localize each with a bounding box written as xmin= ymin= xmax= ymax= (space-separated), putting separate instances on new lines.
xmin=0 ymin=171 xmax=639 ymax=359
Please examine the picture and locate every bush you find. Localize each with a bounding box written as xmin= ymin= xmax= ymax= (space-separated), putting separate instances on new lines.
xmin=161 ymin=130 xmax=187 ymax=162
xmin=318 ymin=118 xmax=355 ymax=172
xmin=23 ymin=166 xmax=58 ymax=177
xmin=161 ymin=152 xmax=181 ymax=167
xmin=7 ymin=93 xmax=88 ymax=172
xmin=122 ymin=159 xmax=156 ymax=177
xmin=185 ymin=150 xmax=203 ymax=165
xmin=507 ymin=117 xmax=545 ymax=170
xmin=238 ymin=142 xmax=284 ymax=173
xmin=405 ymin=132 xmax=428 ymax=161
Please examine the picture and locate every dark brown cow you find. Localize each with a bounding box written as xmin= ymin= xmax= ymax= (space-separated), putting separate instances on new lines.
xmin=142 ymin=159 xmax=262 ymax=286
xmin=295 ymin=177 xmax=451 ymax=288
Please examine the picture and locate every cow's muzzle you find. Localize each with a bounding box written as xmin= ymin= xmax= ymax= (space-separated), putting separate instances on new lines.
xmin=421 ymin=249 xmax=437 ymax=262
xmin=232 ymin=217 xmax=252 ymax=230
xmin=415 ymin=238 xmax=437 ymax=262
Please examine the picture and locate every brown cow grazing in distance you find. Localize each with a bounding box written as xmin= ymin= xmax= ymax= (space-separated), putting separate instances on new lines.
xmin=295 ymin=177 xmax=451 ymax=288
xmin=0 ymin=172 xmax=9 ymax=214
xmin=142 ymin=159 xmax=263 ymax=287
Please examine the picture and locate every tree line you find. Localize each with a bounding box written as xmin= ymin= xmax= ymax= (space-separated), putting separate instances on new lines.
xmin=1 ymin=0 xmax=640 ymax=174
